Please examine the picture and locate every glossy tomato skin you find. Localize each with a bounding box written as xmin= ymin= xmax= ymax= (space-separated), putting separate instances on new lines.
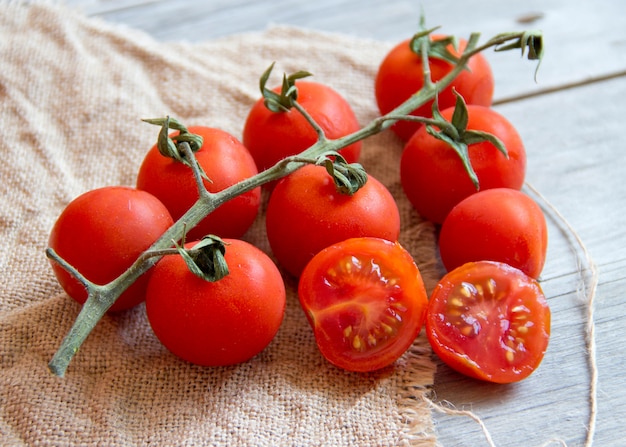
xmin=401 ymin=105 xmax=526 ymax=224
xmin=298 ymin=237 xmax=429 ymax=372
xmin=265 ymin=164 xmax=401 ymax=277
xmin=242 ymin=81 xmax=362 ymax=174
xmin=426 ymin=261 xmax=550 ymax=384
xmin=48 ymin=186 xmax=174 ymax=312
xmin=439 ymin=188 xmax=548 ymax=279
xmin=136 ymin=126 xmax=261 ymax=240
xmin=145 ymin=239 xmax=286 ymax=367
xmin=375 ymin=36 xmax=494 ymax=141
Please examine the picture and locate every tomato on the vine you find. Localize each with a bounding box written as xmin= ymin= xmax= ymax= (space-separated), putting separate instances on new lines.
xmin=298 ymin=237 xmax=429 ymax=372
xmin=136 ymin=126 xmax=261 ymax=240
xmin=439 ymin=188 xmax=548 ymax=279
xmin=401 ymin=105 xmax=526 ymax=224
xmin=145 ymin=239 xmax=286 ymax=367
xmin=426 ymin=261 xmax=550 ymax=383
xmin=243 ymin=81 xmax=362 ymax=175
xmin=375 ymin=35 xmax=494 ymax=141
xmin=48 ymin=186 xmax=174 ymax=312
xmin=265 ymin=164 xmax=400 ymax=277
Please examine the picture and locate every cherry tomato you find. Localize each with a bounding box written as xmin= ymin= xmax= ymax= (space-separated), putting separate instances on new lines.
xmin=439 ymin=188 xmax=548 ymax=279
xmin=400 ymin=105 xmax=526 ymax=224
xmin=136 ymin=126 xmax=261 ymax=240
xmin=265 ymin=164 xmax=401 ymax=277
xmin=375 ymin=35 xmax=494 ymax=141
xmin=298 ymin=237 xmax=429 ymax=372
xmin=145 ymin=239 xmax=286 ymax=367
xmin=243 ymin=81 xmax=362 ymax=175
xmin=426 ymin=261 xmax=550 ymax=383
xmin=48 ymin=186 xmax=174 ymax=312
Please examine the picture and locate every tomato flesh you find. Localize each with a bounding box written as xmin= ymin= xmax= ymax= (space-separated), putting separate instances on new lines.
xmin=426 ymin=261 xmax=550 ymax=383
xmin=298 ymin=237 xmax=428 ymax=372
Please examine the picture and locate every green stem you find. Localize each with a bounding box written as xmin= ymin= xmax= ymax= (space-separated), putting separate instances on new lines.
xmin=47 ymin=29 xmax=542 ymax=377
xmin=46 ymin=152 xmax=319 ymax=377
xmin=291 ymin=101 xmax=328 ymax=142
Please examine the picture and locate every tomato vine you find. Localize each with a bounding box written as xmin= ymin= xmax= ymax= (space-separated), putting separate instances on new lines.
xmin=46 ymin=26 xmax=543 ymax=377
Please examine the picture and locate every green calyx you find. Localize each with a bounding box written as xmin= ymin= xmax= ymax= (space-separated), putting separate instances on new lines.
xmin=175 ymin=235 xmax=229 ymax=282
xmin=426 ymin=91 xmax=508 ymax=190
xmin=409 ymin=15 xmax=460 ymax=65
xmin=317 ymin=152 xmax=368 ymax=195
xmin=143 ymin=116 xmax=203 ymax=159
xmin=260 ymin=62 xmax=313 ymax=113
xmin=143 ymin=116 xmax=210 ymax=182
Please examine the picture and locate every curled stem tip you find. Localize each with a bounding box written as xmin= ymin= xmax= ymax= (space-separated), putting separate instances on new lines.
xmin=492 ymin=30 xmax=544 ymax=81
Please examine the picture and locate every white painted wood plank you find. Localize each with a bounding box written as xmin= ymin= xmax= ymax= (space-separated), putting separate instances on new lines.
xmin=61 ymin=0 xmax=626 ymax=100
xmin=58 ymin=0 xmax=157 ymax=15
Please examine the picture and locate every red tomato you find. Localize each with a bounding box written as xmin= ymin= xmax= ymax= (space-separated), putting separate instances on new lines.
xmin=136 ymin=126 xmax=261 ymax=240
xmin=48 ymin=186 xmax=174 ymax=312
xmin=265 ymin=164 xmax=401 ymax=277
xmin=400 ymin=105 xmax=526 ymax=224
xmin=145 ymin=239 xmax=286 ymax=367
xmin=242 ymin=81 xmax=362 ymax=175
xmin=375 ymin=35 xmax=494 ymax=141
xmin=439 ymin=188 xmax=548 ymax=279
xmin=426 ymin=261 xmax=550 ymax=383
xmin=298 ymin=237 xmax=429 ymax=372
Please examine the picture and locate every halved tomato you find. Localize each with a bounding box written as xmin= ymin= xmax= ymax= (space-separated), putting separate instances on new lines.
xmin=298 ymin=237 xmax=429 ymax=372
xmin=426 ymin=261 xmax=550 ymax=383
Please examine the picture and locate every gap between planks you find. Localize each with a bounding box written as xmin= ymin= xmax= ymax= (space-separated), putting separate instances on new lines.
xmin=493 ymin=69 xmax=626 ymax=105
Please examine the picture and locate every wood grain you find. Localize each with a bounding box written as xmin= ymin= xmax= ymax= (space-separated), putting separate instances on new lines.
xmin=48 ymin=1 xmax=626 ymax=445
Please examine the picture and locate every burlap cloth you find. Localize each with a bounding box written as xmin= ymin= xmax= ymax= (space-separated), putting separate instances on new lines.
xmin=0 ymin=3 xmax=444 ymax=446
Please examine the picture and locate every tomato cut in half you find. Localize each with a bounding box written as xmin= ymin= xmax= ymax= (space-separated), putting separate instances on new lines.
xmin=298 ymin=237 xmax=429 ymax=372
xmin=426 ymin=261 xmax=551 ymax=383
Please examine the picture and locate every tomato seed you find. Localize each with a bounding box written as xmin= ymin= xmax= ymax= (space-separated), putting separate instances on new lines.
xmin=380 ymin=323 xmax=393 ymax=334
xmin=352 ymin=335 xmax=363 ymax=350
xmin=450 ymin=297 xmax=465 ymax=307
xmin=460 ymin=326 xmax=473 ymax=336
xmin=459 ymin=284 xmax=473 ymax=298
xmin=505 ymin=350 xmax=515 ymax=363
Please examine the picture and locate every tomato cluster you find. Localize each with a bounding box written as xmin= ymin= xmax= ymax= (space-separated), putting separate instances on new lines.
xmin=374 ymin=34 xmax=550 ymax=382
xmin=48 ymin=28 xmax=551 ymax=383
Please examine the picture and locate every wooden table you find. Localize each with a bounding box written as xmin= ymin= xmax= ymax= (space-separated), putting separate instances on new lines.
xmin=61 ymin=1 xmax=626 ymax=445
